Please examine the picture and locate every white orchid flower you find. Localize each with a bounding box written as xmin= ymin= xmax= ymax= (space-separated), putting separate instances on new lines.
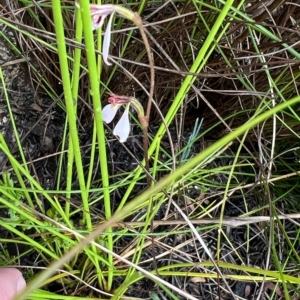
xmin=113 ymin=105 xmax=130 ymax=143
xmin=102 ymin=103 xmax=130 ymax=142
xmin=102 ymin=93 xmax=147 ymax=143
xmin=90 ymin=5 xmax=115 ymax=30
xmin=90 ymin=5 xmax=115 ymax=65
xmin=102 ymin=94 xmax=131 ymax=142
xmin=89 ymin=4 xmax=135 ymax=66
xmin=102 ymin=102 xmax=122 ymax=123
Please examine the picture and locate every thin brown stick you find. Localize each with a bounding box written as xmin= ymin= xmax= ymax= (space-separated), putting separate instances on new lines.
xmin=133 ymin=13 xmax=155 ymax=187
xmin=109 ymin=213 xmax=300 ymax=227
xmin=134 ymin=14 xmax=155 ymax=126
xmin=134 ymin=12 xmax=157 ymax=272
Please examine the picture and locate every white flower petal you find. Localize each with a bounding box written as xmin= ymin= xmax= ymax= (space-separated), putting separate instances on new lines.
xmin=102 ymin=104 xmax=120 ymax=123
xmin=90 ymin=4 xmax=114 ymax=15
xmin=103 ymin=13 xmax=114 ymax=65
xmin=90 ymin=4 xmax=114 ymax=30
xmin=92 ymin=14 xmax=107 ymax=30
xmin=113 ymin=107 xmax=130 ymax=143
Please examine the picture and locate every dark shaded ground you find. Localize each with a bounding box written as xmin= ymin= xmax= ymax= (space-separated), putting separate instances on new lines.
xmin=0 ymin=24 xmax=65 ymax=190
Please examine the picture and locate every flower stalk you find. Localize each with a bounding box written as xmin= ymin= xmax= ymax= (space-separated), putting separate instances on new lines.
xmin=83 ymin=3 xmax=154 ymax=184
